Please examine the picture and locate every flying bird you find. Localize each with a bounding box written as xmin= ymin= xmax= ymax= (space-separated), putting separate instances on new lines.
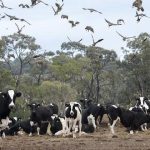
xmin=19 ymin=4 xmax=30 ymax=8
xmin=0 ymin=0 xmax=12 ymax=9
xmin=116 ymin=31 xmax=136 ymax=41
xmin=4 ymin=13 xmax=20 ymax=21
xmin=85 ymin=26 xmax=94 ymax=33
xmin=68 ymin=20 xmax=80 ymax=27
xmin=105 ymin=19 xmax=123 ymax=27
xmin=31 ymin=0 xmax=48 ymax=6
xmin=82 ymin=8 xmax=102 ymax=14
xmin=15 ymin=23 xmax=25 ymax=34
xmin=67 ymin=36 xmax=82 ymax=43
xmin=117 ymin=19 xmax=125 ymax=24
xmin=91 ymin=34 xmax=103 ymax=46
xmin=52 ymin=3 xmax=64 ymax=15
xmin=132 ymin=0 xmax=144 ymax=11
xmin=20 ymin=18 xmax=31 ymax=25
xmin=61 ymin=15 xmax=68 ymax=19
xmin=135 ymin=11 xmax=150 ymax=22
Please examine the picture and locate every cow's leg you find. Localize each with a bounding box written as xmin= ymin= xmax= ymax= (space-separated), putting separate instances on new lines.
xmin=72 ymin=120 xmax=77 ymax=138
xmin=78 ymin=119 xmax=82 ymax=136
xmin=46 ymin=122 xmax=51 ymax=135
xmin=109 ymin=117 xmax=119 ymax=135
xmin=29 ymin=121 xmax=34 ymax=136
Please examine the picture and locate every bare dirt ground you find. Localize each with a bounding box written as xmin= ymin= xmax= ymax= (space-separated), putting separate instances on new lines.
xmin=1 ymin=115 xmax=150 ymax=150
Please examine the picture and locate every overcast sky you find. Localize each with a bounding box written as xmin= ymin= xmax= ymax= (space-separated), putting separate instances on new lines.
xmin=0 ymin=0 xmax=150 ymax=59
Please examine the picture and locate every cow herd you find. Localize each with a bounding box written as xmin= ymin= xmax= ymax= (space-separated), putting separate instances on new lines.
xmin=1 ymin=89 xmax=150 ymax=139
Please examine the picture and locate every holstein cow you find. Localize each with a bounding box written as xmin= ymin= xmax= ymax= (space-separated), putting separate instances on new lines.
xmin=65 ymin=102 xmax=82 ymax=138
xmin=0 ymin=89 xmax=21 ymax=137
xmin=80 ymin=99 xmax=105 ymax=127
xmin=50 ymin=114 xmax=66 ymax=136
xmin=106 ymin=104 xmax=150 ymax=136
xmin=27 ymin=102 xmax=54 ymax=136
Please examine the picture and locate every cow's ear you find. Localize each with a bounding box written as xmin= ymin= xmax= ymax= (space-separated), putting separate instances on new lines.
xmin=37 ymin=104 xmax=41 ymax=107
xmin=144 ymin=97 xmax=148 ymax=100
xmin=80 ymin=99 xmax=84 ymax=103
xmin=74 ymin=103 xmax=79 ymax=107
xmin=1 ymin=92 xmax=7 ymax=97
xmin=27 ymin=104 xmax=31 ymax=107
xmin=65 ymin=103 xmax=70 ymax=107
xmin=15 ymin=92 xmax=22 ymax=97
xmin=87 ymin=99 xmax=92 ymax=103
xmin=136 ymin=97 xmax=140 ymax=101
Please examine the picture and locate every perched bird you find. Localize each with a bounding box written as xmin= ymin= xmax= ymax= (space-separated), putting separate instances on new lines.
xmin=52 ymin=3 xmax=64 ymax=15
xmin=15 ymin=23 xmax=25 ymax=34
xmin=132 ymin=0 xmax=144 ymax=11
xmin=19 ymin=4 xmax=30 ymax=8
xmin=7 ymin=54 xmax=15 ymax=59
xmin=61 ymin=15 xmax=68 ymax=19
xmin=105 ymin=19 xmax=123 ymax=27
xmin=0 ymin=0 xmax=12 ymax=9
xmin=33 ymin=54 xmax=43 ymax=58
xmin=82 ymin=8 xmax=102 ymax=14
xmin=116 ymin=31 xmax=136 ymax=41
xmin=68 ymin=20 xmax=80 ymax=27
xmin=91 ymin=34 xmax=103 ymax=46
xmin=85 ymin=26 xmax=94 ymax=33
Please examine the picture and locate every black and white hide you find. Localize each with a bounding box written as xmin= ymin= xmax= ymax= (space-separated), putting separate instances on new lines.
xmin=65 ymin=102 xmax=82 ymax=138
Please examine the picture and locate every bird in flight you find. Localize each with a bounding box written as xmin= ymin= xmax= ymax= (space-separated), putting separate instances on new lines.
xmin=0 ymin=0 xmax=12 ymax=9
xmin=52 ymin=3 xmax=64 ymax=15
xmin=116 ymin=31 xmax=136 ymax=41
xmin=132 ymin=0 xmax=144 ymax=12
xmin=68 ymin=20 xmax=80 ymax=27
xmin=135 ymin=11 xmax=150 ymax=22
xmin=19 ymin=4 xmax=30 ymax=8
xmin=67 ymin=36 xmax=83 ymax=43
xmin=31 ymin=0 xmax=48 ymax=6
xmin=105 ymin=19 xmax=124 ymax=27
xmin=5 ymin=13 xmax=31 ymax=25
xmin=91 ymin=34 xmax=103 ymax=46
xmin=61 ymin=15 xmax=68 ymax=19
xmin=15 ymin=23 xmax=25 ymax=34
xmin=82 ymin=8 xmax=102 ymax=14
xmin=85 ymin=26 xmax=94 ymax=33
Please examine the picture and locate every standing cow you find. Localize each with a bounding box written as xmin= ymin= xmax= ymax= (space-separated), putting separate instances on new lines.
xmin=65 ymin=102 xmax=82 ymax=138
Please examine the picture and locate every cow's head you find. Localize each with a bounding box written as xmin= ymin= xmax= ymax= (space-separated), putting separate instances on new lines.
xmin=27 ymin=102 xmax=41 ymax=113
xmin=65 ymin=102 xmax=81 ymax=117
xmin=80 ymin=98 xmax=92 ymax=109
xmin=1 ymin=89 xmax=21 ymax=109
xmin=136 ymin=97 xmax=149 ymax=110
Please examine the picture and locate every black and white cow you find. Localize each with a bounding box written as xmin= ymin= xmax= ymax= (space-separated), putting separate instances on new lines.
xmin=80 ymin=99 xmax=105 ymax=127
xmin=106 ymin=104 xmax=150 ymax=136
xmin=135 ymin=97 xmax=149 ymax=114
xmin=0 ymin=90 xmax=21 ymax=135
xmin=27 ymin=102 xmax=54 ymax=136
xmin=48 ymin=103 xmax=59 ymax=115
xmin=50 ymin=114 xmax=66 ymax=136
xmin=65 ymin=102 xmax=82 ymax=138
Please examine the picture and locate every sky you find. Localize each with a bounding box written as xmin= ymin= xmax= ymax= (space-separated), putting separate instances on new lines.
xmin=0 ymin=0 xmax=150 ymax=60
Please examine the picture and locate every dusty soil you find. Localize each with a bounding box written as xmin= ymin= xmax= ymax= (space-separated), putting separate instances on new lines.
xmin=1 ymin=115 xmax=150 ymax=150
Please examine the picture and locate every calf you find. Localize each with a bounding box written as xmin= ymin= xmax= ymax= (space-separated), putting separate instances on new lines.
xmin=106 ymin=105 xmax=150 ymax=135
xmin=27 ymin=102 xmax=53 ymax=136
xmin=50 ymin=114 xmax=66 ymax=136
xmin=65 ymin=102 xmax=82 ymax=138
xmin=0 ymin=90 xmax=21 ymax=135
xmin=80 ymin=99 xmax=105 ymax=126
